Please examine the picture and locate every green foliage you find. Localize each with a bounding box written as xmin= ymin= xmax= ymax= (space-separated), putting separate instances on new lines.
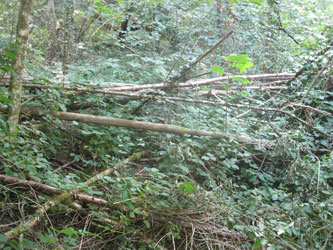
xmin=225 ymin=54 xmax=254 ymax=73
xmin=0 ymin=0 xmax=333 ymax=249
xmin=0 ymin=40 xmax=15 ymax=74
xmin=211 ymin=65 xmax=225 ymax=75
xmin=232 ymin=76 xmax=250 ymax=84
xmin=180 ymin=180 xmax=196 ymax=194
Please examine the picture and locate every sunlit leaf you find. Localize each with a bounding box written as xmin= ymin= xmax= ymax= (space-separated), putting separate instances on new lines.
xmin=249 ymin=0 xmax=263 ymax=5
xmin=180 ymin=181 xmax=196 ymax=194
xmin=211 ymin=65 xmax=225 ymax=75
xmin=60 ymin=227 xmax=77 ymax=235
xmin=232 ymin=77 xmax=250 ymax=84
xmin=225 ymin=54 xmax=254 ymax=73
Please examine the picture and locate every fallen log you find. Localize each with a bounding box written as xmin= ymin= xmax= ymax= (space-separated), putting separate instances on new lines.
xmin=0 ymin=105 xmax=271 ymax=147
xmin=0 ymin=82 xmax=288 ymax=103
xmin=105 ymin=73 xmax=295 ymax=92
xmin=0 ymin=73 xmax=295 ymax=93
xmin=0 ymin=76 xmax=135 ymax=88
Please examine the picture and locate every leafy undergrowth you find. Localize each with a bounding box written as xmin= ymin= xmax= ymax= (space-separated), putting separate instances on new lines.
xmin=0 ymin=1 xmax=332 ymax=248
xmin=0 ymin=73 xmax=332 ymax=249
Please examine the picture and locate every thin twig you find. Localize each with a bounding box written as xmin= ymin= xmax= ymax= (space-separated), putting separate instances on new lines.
xmin=2 ymin=152 xmax=143 ymax=240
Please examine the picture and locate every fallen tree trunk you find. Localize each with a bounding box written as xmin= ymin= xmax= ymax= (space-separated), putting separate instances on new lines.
xmin=0 ymin=105 xmax=271 ymax=147
xmin=99 ymin=73 xmax=295 ymax=92
xmin=0 ymin=73 xmax=295 ymax=93
xmin=0 ymin=76 xmax=135 ymax=88
xmin=0 ymin=82 xmax=289 ymax=100
xmin=59 ymin=95 xmax=332 ymax=138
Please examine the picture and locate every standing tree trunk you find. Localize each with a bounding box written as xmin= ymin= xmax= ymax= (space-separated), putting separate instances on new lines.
xmin=7 ymin=0 xmax=34 ymax=125
xmin=62 ymin=0 xmax=74 ymax=85
xmin=46 ymin=0 xmax=57 ymax=62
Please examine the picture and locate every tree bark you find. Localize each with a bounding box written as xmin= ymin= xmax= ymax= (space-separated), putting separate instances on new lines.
xmin=0 ymin=105 xmax=272 ymax=147
xmin=109 ymin=73 xmax=295 ymax=92
xmin=0 ymin=73 xmax=294 ymax=87
xmin=7 ymin=0 xmax=34 ymax=125
xmin=0 ymin=174 xmax=108 ymax=206
xmin=46 ymin=0 xmax=58 ymax=61
xmin=62 ymin=0 xmax=74 ymax=84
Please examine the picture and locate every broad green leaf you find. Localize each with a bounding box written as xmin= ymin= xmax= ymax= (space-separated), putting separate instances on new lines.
xmin=283 ymin=222 xmax=294 ymax=230
xmin=249 ymin=0 xmax=263 ymax=5
xmin=0 ymin=234 xmax=7 ymax=243
xmin=224 ymin=54 xmax=254 ymax=73
xmin=231 ymin=77 xmax=250 ymax=85
xmin=60 ymin=227 xmax=77 ymax=235
xmin=180 ymin=181 xmax=196 ymax=194
xmin=211 ymin=65 xmax=225 ymax=75
xmin=4 ymin=48 xmax=16 ymax=59
xmin=179 ymin=164 xmax=190 ymax=174
xmin=144 ymin=220 xmax=151 ymax=229
xmin=322 ymin=190 xmax=330 ymax=195
xmin=39 ymin=233 xmax=58 ymax=244
xmin=281 ymin=203 xmax=292 ymax=210
xmin=253 ymin=239 xmax=262 ymax=249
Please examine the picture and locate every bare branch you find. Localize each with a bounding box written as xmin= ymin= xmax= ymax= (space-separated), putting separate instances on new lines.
xmin=3 ymin=152 xmax=143 ymax=240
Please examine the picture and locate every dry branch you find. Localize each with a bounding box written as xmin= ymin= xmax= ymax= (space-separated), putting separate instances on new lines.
xmin=107 ymin=73 xmax=295 ymax=92
xmin=0 ymin=82 xmax=288 ymax=99
xmin=0 ymin=73 xmax=294 ymax=93
xmin=289 ymin=102 xmax=333 ymax=118
xmin=170 ymin=31 xmax=233 ymax=82
xmin=215 ymin=85 xmax=288 ymax=90
xmin=223 ymin=103 xmax=332 ymax=137
xmin=149 ymin=213 xmax=247 ymax=241
xmin=198 ymin=85 xmax=288 ymax=95
xmin=1 ymin=86 xmax=330 ymax=138
xmin=0 ymin=105 xmax=271 ymax=147
xmin=3 ymin=93 xmax=330 ymax=140
xmin=286 ymin=40 xmax=333 ymax=85
xmin=0 ymin=174 xmax=248 ymax=244
xmin=2 ymin=152 xmax=142 ymax=240
xmin=0 ymin=76 xmax=135 ymax=88
xmin=0 ymin=174 xmax=108 ymax=206
xmin=191 ymin=32 xmax=234 ymax=70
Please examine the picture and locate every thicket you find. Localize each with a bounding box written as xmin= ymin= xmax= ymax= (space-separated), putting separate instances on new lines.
xmin=0 ymin=0 xmax=332 ymax=249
